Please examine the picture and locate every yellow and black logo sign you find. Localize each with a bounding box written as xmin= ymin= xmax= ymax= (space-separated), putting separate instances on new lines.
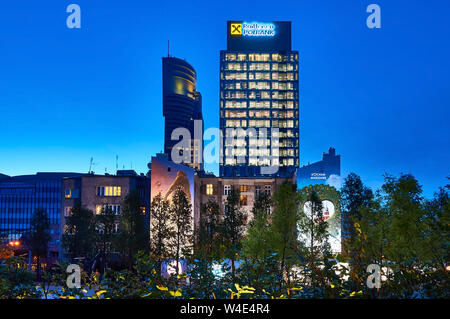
xmin=230 ymin=23 xmax=242 ymax=36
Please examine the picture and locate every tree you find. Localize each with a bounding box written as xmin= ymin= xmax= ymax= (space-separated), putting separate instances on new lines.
xmin=298 ymin=188 xmax=330 ymax=291
xmin=169 ymin=188 xmax=193 ymax=277
xmin=115 ymin=190 xmax=149 ymax=269
xmin=341 ymin=173 xmax=373 ymax=247
xmin=423 ymin=181 xmax=450 ymax=272
xmin=150 ymin=193 xmax=173 ymax=276
xmin=270 ymin=183 xmax=299 ymax=288
xmin=340 ymin=173 xmax=374 ymax=288
xmin=197 ymin=199 xmax=222 ymax=259
xmin=0 ymin=235 xmax=13 ymax=260
xmin=421 ymin=181 xmax=450 ymax=297
xmin=222 ymin=187 xmax=246 ymax=280
xmin=63 ymin=205 xmax=96 ymax=262
xmin=380 ymin=174 xmax=430 ymax=296
xmin=187 ymin=199 xmax=222 ymax=298
xmin=27 ymin=208 xmax=51 ymax=279
xmin=242 ymin=192 xmax=272 ymax=261
xmin=95 ymin=206 xmax=117 ymax=265
xmin=240 ymin=192 xmax=276 ymax=292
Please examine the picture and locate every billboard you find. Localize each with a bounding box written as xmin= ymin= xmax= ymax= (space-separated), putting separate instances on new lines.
xmin=297 ymin=147 xmax=341 ymax=189
xmin=150 ymin=153 xmax=195 ymax=205
xmin=227 ymin=21 xmax=292 ymax=51
xmin=150 ymin=153 xmax=197 ymax=232
xmin=298 ymin=184 xmax=342 ymax=253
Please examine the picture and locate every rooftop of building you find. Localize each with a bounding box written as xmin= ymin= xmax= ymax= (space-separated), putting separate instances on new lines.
xmin=62 ymin=170 xmax=148 ymax=180
xmin=162 ymin=55 xmax=196 ymax=74
xmin=0 ymin=172 xmax=84 ymax=181
xmin=302 ymin=147 xmax=341 ymax=168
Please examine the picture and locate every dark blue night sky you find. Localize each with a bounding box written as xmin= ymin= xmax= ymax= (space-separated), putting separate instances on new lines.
xmin=0 ymin=1 xmax=449 ymax=197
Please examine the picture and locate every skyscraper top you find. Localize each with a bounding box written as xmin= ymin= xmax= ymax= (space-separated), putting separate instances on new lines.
xmin=227 ymin=21 xmax=292 ymax=51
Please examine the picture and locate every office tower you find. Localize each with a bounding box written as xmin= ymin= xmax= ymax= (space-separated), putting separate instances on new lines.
xmin=162 ymin=56 xmax=203 ymax=171
xmin=220 ymin=21 xmax=299 ymax=177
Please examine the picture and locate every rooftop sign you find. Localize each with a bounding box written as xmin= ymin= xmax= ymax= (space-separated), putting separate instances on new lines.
xmin=230 ymin=22 xmax=276 ymax=37
xmin=226 ymin=21 xmax=292 ymax=51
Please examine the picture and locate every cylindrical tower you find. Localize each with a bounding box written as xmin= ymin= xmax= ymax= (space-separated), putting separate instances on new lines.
xmin=162 ymin=57 xmax=203 ymax=170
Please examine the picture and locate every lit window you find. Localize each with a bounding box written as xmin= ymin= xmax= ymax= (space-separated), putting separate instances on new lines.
xmin=140 ymin=206 xmax=146 ymax=215
xmin=240 ymin=195 xmax=248 ymax=206
xmin=64 ymin=207 xmax=72 ymax=217
xmin=97 ymin=186 xmax=122 ymax=197
xmin=240 ymin=185 xmax=248 ymax=192
xmin=65 ymin=188 xmax=72 ymax=198
xmin=206 ymin=184 xmax=214 ymax=195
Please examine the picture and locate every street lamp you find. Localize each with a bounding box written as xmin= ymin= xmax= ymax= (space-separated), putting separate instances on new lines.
xmin=9 ymin=241 xmax=20 ymax=247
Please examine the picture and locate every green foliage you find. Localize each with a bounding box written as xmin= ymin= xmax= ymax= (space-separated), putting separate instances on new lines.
xmin=63 ymin=205 xmax=97 ymax=260
xmin=222 ymin=187 xmax=246 ymax=280
xmin=115 ymin=190 xmax=149 ymax=268
xmin=2 ymin=173 xmax=448 ymax=299
xmin=0 ymin=256 xmax=40 ymax=299
xmin=95 ymin=206 xmax=117 ymax=256
xmin=270 ymin=183 xmax=300 ymax=286
xmin=26 ymin=207 xmax=51 ymax=279
xmin=169 ymin=188 xmax=193 ymax=277
xmin=242 ymin=192 xmax=272 ymax=261
xmin=150 ymin=192 xmax=173 ymax=273
xmin=197 ymin=199 xmax=222 ymax=259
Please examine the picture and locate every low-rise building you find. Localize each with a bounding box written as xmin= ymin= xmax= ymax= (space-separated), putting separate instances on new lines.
xmin=61 ymin=170 xmax=150 ymax=261
xmin=0 ymin=172 xmax=84 ymax=265
xmin=195 ymin=173 xmax=295 ymax=225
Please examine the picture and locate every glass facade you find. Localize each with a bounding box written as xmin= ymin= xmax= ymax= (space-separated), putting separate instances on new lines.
xmin=220 ymin=50 xmax=299 ymax=177
xmin=0 ymin=173 xmax=82 ymax=253
xmin=162 ymin=56 xmax=203 ymax=171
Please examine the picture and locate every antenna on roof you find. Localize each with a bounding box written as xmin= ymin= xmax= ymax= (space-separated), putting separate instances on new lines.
xmin=89 ymin=157 xmax=93 ymax=174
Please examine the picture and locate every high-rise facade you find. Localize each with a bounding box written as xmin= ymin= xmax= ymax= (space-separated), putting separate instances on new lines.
xmin=220 ymin=21 xmax=299 ymax=177
xmin=162 ymin=56 xmax=203 ymax=171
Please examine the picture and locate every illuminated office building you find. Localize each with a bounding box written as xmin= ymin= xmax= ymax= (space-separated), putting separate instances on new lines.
xmin=220 ymin=21 xmax=299 ymax=177
xmin=163 ymin=56 xmax=203 ymax=171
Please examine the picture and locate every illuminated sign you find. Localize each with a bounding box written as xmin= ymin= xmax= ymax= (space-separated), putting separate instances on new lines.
xmin=311 ymin=172 xmax=327 ymax=180
xmin=230 ymin=22 xmax=276 ymax=37
xmin=230 ymin=23 xmax=242 ymax=35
